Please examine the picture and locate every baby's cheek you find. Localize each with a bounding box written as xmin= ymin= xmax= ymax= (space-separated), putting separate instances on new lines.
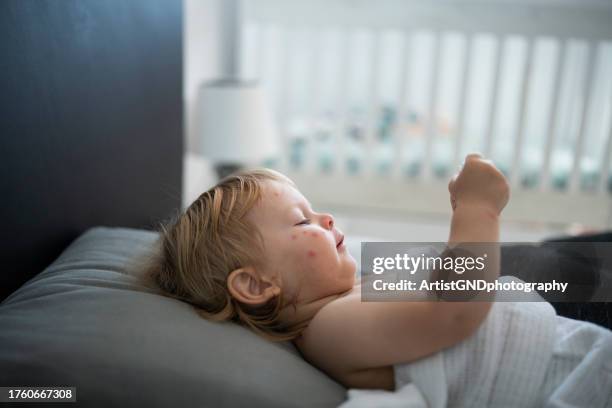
xmin=291 ymin=232 xmax=319 ymax=258
xmin=304 ymin=239 xmax=330 ymax=261
xmin=299 ymin=230 xmax=330 ymax=263
xmin=304 ymin=235 xmax=322 ymax=259
xmin=305 ymin=232 xmax=321 ymax=258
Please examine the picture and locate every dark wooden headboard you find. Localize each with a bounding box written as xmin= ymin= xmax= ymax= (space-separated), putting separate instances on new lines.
xmin=0 ymin=1 xmax=183 ymax=300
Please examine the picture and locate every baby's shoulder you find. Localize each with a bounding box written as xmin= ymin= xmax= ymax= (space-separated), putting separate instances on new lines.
xmin=294 ymin=286 xmax=364 ymax=378
xmin=300 ymin=285 xmax=360 ymax=338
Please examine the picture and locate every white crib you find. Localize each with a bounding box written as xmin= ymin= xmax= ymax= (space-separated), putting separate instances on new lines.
xmin=239 ymin=0 xmax=612 ymax=228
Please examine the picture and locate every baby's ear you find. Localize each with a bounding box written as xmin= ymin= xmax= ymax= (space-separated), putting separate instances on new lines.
xmin=227 ymin=266 xmax=280 ymax=306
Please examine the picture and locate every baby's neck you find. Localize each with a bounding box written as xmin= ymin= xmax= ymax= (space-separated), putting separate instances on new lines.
xmin=278 ymin=291 xmax=349 ymax=331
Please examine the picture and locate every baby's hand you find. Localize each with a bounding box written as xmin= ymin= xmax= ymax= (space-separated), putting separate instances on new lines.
xmin=448 ymin=153 xmax=509 ymax=215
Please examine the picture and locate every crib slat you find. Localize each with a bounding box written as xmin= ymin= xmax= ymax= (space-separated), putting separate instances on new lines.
xmin=510 ymin=38 xmax=534 ymax=188
xmin=569 ymin=42 xmax=597 ymax=193
xmin=484 ymin=36 xmax=504 ymax=158
xmin=335 ymin=29 xmax=351 ymax=177
xmin=423 ymin=31 xmax=441 ymax=181
xmin=393 ymin=31 xmax=412 ymax=179
xmin=303 ymin=28 xmax=321 ymax=175
xmin=540 ymin=41 xmax=567 ymax=192
xmin=453 ymin=35 xmax=473 ymax=169
xmin=363 ymin=31 xmax=382 ymax=178
xmin=276 ymin=26 xmax=293 ymax=173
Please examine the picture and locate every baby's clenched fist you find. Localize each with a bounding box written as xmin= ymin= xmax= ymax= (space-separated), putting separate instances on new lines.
xmin=448 ymin=153 xmax=510 ymax=215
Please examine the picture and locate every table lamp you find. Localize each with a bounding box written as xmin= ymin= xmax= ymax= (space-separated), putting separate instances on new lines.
xmin=193 ymin=0 xmax=279 ymax=180
xmin=194 ymin=78 xmax=279 ymax=179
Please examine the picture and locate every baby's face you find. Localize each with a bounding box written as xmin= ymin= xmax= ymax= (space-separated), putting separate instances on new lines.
xmin=247 ymin=180 xmax=356 ymax=303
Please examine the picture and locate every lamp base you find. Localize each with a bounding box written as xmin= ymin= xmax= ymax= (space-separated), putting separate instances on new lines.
xmin=214 ymin=163 xmax=243 ymax=180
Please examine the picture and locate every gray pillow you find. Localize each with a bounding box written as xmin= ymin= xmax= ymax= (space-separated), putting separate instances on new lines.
xmin=0 ymin=227 xmax=346 ymax=407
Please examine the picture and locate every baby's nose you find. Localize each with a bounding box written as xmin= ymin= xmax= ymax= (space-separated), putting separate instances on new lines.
xmin=320 ymin=213 xmax=334 ymax=229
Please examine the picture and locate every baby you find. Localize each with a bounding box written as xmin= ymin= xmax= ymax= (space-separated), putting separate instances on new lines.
xmin=143 ymin=153 xmax=612 ymax=406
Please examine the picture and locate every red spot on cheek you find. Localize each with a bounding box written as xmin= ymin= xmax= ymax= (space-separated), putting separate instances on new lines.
xmin=273 ymin=192 xmax=280 ymax=197
xmin=302 ymin=231 xmax=308 ymax=235
xmin=307 ymin=250 xmax=316 ymax=258
xmin=291 ymin=234 xmax=296 ymax=240
xmin=310 ymin=232 xmax=318 ymax=237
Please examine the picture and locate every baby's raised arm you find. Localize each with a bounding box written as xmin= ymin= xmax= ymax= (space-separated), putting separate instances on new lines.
xmin=431 ymin=152 xmax=510 ymax=338
xmin=297 ymin=154 xmax=510 ymax=388
xmin=447 ymin=152 xmax=509 ymax=244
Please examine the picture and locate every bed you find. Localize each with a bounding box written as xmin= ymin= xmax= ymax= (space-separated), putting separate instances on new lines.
xmin=0 ymin=227 xmax=347 ymax=407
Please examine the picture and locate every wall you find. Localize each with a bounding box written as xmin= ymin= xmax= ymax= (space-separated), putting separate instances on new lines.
xmin=183 ymin=0 xmax=222 ymax=208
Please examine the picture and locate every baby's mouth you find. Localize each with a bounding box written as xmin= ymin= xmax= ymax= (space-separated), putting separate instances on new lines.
xmin=336 ymin=234 xmax=345 ymax=249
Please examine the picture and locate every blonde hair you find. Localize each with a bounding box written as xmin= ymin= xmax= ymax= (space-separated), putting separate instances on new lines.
xmin=136 ymin=168 xmax=305 ymax=341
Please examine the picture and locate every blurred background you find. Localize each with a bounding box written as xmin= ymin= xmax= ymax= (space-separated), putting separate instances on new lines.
xmin=183 ymin=0 xmax=612 ymax=242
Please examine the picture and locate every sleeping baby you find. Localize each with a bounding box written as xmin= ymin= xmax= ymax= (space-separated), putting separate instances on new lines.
xmin=142 ymin=153 xmax=612 ymax=407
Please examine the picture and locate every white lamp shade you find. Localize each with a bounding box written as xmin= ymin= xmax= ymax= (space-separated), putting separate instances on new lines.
xmin=194 ymin=80 xmax=280 ymax=163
